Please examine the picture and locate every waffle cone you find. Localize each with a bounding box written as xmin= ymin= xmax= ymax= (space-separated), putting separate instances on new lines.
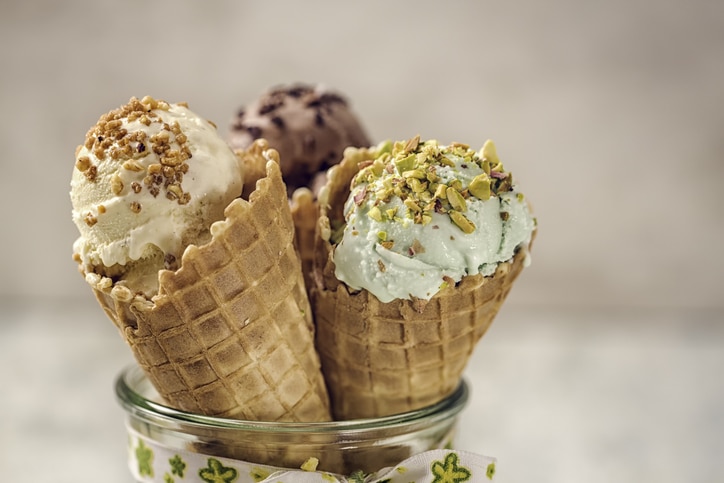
xmin=237 ymin=140 xmax=321 ymax=290
xmin=81 ymin=154 xmax=331 ymax=422
xmin=311 ymin=145 xmax=534 ymax=420
xmin=290 ymin=187 xmax=319 ymax=289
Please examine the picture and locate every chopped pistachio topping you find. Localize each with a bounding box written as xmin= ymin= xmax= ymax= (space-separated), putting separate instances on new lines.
xmin=410 ymin=239 xmax=425 ymax=255
xmin=469 ymin=173 xmax=491 ymax=200
xmin=352 ymin=137 xmax=514 ymax=233
xmin=446 ymin=186 xmax=467 ymax=212
xmin=449 ymin=211 xmax=475 ymax=233
xmin=367 ymin=205 xmax=383 ymax=221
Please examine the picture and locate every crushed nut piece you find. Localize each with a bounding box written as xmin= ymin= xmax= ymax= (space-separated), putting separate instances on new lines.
xmin=76 ymin=156 xmax=91 ymax=172
xmin=368 ymin=206 xmax=383 ymax=221
xmin=111 ymin=174 xmax=123 ymax=195
xmin=166 ymin=184 xmax=183 ymax=200
xmin=84 ymin=165 xmax=98 ymax=182
xmin=410 ymin=239 xmax=425 ymax=255
xmin=449 ymin=211 xmax=475 ymax=233
xmin=468 ymin=173 xmax=491 ymax=200
xmin=122 ymin=160 xmax=144 ymax=172
xmin=446 ymin=187 xmax=467 ymax=212
xmin=84 ymin=212 xmax=97 ymax=226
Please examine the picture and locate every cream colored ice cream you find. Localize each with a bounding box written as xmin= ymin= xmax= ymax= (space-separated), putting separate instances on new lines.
xmin=71 ymin=96 xmax=244 ymax=297
xmin=332 ymin=137 xmax=536 ymax=303
xmin=71 ymin=99 xmax=332 ymax=423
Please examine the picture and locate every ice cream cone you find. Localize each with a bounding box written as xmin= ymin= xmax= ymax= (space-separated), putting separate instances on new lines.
xmin=238 ymin=140 xmax=322 ymax=290
xmin=311 ymin=145 xmax=534 ymax=420
xmin=289 ymin=187 xmax=319 ymax=289
xmin=82 ymin=156 xmax=332 ymax=422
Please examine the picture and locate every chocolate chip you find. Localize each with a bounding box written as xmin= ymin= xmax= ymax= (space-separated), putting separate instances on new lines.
xmin=164 ymin=253 xmax=178 ymax=271
xmin=246 ymin=125 xmax=263 ymax=139
xmin=318 ymin=93 xmax=347 ymax=106
xmin=259 ymin=100 xmax=282 ymax=115
xmin=314 ymin=111 xmax=325 ymax=127
xmin=303 ymin=134 xmax=316 ymax=153
xmin=271 ymin=116 xmax=285 ymax=130
xmin=286 ymin=85 xmax=314 ymax=98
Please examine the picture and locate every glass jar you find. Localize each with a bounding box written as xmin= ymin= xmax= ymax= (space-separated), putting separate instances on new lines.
xmin=115 ymin=365 xmax=469 ymax=478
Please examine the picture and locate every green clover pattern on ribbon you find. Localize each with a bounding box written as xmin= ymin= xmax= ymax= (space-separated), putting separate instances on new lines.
xmin=431 ymin=452 xmax=472 ymax=483
xmin=136 ymin=439 xmax=154 ymax=477
xmin=127 ymin=426 xmax=497 ymax=483
xmin=486 ymin=462 xmax=496 ymax=480
xmin=170 ymin=454 xmax=187 ymax=477
xmin=199 ymin=457 xmax=239 ymax=483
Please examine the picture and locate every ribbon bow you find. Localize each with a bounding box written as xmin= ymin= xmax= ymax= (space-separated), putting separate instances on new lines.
xmin=128 ymin=427 xmax=497 ymax=482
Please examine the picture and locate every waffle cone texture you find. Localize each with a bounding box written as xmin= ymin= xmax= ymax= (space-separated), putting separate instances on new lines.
xmin=237 ymin=139 xmax=320 ymax=291
xmin=80 ymin=155 xmax=331 ymax=422
xmin=311 ymin=145 xmax=534 ymax=420
xmin=289 ymin=187 xmax=319 ymax=289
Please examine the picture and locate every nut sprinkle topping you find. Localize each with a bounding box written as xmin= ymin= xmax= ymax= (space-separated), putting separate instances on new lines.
xmin=352 ymin=137 xmax=515 ymax=233
xmin=75 ymin=96 xmax=194 ymax=215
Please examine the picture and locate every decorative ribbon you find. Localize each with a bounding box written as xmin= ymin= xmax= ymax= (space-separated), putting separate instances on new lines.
xmin=127 ymin=426 xmax=497 ymax=483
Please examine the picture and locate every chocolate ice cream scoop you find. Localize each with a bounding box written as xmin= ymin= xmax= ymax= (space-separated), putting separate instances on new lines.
xmin=229 ymin=84 xmax=371 ymax=195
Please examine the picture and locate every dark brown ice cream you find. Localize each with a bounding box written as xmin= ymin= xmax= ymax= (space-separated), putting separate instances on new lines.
xmin=229 ymin=84 xmax=371 ymax=195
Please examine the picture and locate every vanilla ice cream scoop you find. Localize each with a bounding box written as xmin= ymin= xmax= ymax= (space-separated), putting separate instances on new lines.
xmin=71 ymin=96 xmax=244 ymax=297
xmin=332 ymin=137 xmax=536 ymax=303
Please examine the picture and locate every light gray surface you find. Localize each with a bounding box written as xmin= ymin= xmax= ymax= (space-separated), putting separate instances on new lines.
xmin=3 ymin=301 xmax=722 ymax=482
xmin=0 ymin=0 xmax=723 ymax=308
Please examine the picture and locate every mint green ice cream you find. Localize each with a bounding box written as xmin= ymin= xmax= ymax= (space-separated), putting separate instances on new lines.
xmin=332 ymin=137 xmax=535 ymax=303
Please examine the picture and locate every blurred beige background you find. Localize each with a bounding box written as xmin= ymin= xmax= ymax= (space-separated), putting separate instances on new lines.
xmin=1 ymin=0 xmax=722 ymax=309
xmin=1 ymin=1 xmax=723 ymax=482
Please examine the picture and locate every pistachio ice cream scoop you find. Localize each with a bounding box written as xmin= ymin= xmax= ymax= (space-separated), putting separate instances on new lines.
xmin=311 ymin=137 xmax=536 ymax=419
xmin=332 ymin=137 xmax=536 ymax=303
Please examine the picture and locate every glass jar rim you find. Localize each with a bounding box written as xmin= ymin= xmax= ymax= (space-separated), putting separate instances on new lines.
xmin=115 ymin=364 xmax=469 ymax=434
